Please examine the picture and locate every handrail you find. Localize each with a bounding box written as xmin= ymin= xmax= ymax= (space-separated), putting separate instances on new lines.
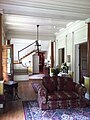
xmin=19 ymin=50 xmax=36 ymax=61
xmin=18 ymin=41 xmax=36 ymax=52
xmin=18 ymin=41 xmax=37 ymax=61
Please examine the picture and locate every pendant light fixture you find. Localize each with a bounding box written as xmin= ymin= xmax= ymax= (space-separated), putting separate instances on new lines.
xmin=35 ymin=25 xmax=41 ymax=53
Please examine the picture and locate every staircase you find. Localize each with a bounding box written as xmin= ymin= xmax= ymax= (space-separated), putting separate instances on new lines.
xmin=18 ymin=41 xmax=37 ymax=62
xmin=14 ymin=63 xmax=29 ymax=81
xmin=14 ymin=41 xmax=38 ymax=81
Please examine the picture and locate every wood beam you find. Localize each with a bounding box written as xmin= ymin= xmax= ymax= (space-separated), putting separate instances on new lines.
xmin=51 ymin=42 xmax=54 ymax=68
xmin=0 ymin=14 xmax=2 ymax=80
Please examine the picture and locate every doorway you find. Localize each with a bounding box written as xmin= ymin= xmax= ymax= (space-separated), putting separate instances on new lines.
xmin=58 ymin=48 xmax=64 ymax=67
xmin=79 ymin=43 xmax=87 ymax=84
xmin=39 ymin=52 xmax=44 ymax=73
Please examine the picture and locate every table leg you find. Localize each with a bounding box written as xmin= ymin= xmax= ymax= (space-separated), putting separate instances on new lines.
xmin=14 ymin=87 xmax=20 ymax=100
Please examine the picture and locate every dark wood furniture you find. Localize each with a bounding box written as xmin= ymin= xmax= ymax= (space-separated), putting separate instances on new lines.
xmin=0 ymin=95 xmax=5 ymax=113
xmin=4 ymin=81 xmax=20 ymax=100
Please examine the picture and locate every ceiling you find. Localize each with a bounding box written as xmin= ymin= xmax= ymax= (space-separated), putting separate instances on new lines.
xmin=0 ymin=0 xmax=90 ymax=41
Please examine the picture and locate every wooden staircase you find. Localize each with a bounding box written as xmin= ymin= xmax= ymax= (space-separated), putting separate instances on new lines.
xmin=14 ymin=63 xmax=29 ymax=81
xmin=14 ymin=41 xmax=39 ymax=81
xmin=19 ymin=50 xmax=36 ymax=61
xmin=18 ymin=41 xmax=36 ymax=62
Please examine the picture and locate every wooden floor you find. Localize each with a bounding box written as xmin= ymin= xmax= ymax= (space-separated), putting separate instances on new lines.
xmin=0 ymin=80 xmax=42 ymax=120
xmin=0 ymin=79 xmax=90 ymax=120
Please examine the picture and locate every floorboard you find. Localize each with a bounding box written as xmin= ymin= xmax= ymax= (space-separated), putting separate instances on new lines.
xmin=0 ymin=80 xmax=42 ymax=120
xmin=0 ymin=78 xmax=90 ymax=120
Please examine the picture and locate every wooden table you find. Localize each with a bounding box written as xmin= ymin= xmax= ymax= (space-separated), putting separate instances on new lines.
xmin=4 ymin=81 xmax=20 ymax=100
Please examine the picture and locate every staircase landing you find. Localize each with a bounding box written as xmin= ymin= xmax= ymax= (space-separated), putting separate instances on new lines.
xmin=14 ymin=75 xmax=29 ymax=81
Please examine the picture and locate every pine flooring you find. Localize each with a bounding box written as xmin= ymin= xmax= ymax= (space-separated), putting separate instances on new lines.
xmin=0 ymin=80 xmax=42 ymax=120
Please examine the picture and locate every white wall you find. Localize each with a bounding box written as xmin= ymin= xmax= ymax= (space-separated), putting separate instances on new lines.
xmin=56 ymin=20 xmax=88 ymax=81
xmin=11 ymin=38 xmax=50 ymax=61
xmin=11 ymin=38 xmax=50 ymax=73
xmin=47 ymin=41 xmax=51 ymax=64
xmin=11 ymin=38 xmax=34 ymax=61
xmin=74 ymin=25 xmax=87 ymax=44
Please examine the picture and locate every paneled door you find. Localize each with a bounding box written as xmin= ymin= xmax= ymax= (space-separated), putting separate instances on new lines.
xmin=2 ymin=44 xmax=14 ymax=81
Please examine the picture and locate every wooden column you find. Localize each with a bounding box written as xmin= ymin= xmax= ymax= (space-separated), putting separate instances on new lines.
xmin=6 ymin=39 xmax=10 ymax=45
xmin=87 ymin=23 xmax=90 ymax=77
xmin=0 ymin=14 xmax=2 ymax=80
xmin=51 ymin=42 xmax=54 ymax=68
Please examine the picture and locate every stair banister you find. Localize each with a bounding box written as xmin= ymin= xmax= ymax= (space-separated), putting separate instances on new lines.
xmin=18 ymin=41 xmax=36 ymax=61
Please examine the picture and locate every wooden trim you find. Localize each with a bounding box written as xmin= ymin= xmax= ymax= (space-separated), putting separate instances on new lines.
xmin=87 ymin=23 xmax=90 ymax=77
xmin=6 ymin=40 xmax=10 ymax=45
xmin=0 ymin=14 xmax=2 ymax=80
xmin=51 ymin=42 xmax=54 ymax=68
xmin=2 ymin=44 xmax=14 ymax=81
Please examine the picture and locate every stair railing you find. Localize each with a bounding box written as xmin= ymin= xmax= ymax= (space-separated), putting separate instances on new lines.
xmin=18 ymin=41 xmax=36 ymax=61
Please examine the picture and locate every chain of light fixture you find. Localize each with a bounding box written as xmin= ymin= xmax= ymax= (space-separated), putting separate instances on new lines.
xmin=35 ymin=25 xmax=41 ymax=53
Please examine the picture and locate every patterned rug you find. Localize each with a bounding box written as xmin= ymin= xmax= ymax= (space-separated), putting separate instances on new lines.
xmin=22 ymin=100 xmax=90 ymax=120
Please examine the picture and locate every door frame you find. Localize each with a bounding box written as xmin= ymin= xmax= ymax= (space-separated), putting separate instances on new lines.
xmin=79 ymin=42 xmax=87 ymax=84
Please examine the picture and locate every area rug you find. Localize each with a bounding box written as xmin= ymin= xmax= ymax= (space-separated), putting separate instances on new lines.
xmin=22 ymin=100 xmax=90 ymax=120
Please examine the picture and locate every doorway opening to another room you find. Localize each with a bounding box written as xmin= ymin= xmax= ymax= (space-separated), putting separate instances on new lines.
xmin=79 ymin=43 xmax=87 ymax=84
xmin=75 ymin=43 xmax=87 ymax=84
xmin=58 ymin=48 xmax=65 ymax=67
